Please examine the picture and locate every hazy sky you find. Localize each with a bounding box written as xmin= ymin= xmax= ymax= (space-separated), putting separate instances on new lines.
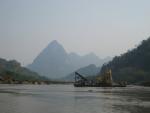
xmin=0 ymin=0 xmax=150 ymax=66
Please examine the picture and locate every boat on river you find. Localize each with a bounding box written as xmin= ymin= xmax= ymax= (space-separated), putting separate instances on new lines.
xmin=74 ymin=70 xmax=126 ymax=87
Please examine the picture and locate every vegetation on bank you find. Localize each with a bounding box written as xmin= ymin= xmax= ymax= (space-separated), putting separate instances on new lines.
xmin=1 ymin=37 xmax=150 ymax=86
xmin=100 ymin=37 xmax=150 ymax=86
xmin=0 ymin=58 xmax=51 ymax=84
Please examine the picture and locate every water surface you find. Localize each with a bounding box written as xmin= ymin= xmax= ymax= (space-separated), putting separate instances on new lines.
xmin=0 ymin=84 xmax=150 ymax=113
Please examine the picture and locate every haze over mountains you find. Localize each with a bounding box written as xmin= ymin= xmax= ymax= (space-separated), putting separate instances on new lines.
xmin=63 ymin=64 xmax=100 ymax=81
xmin=28 ymin=40 xmax=111 ymax=79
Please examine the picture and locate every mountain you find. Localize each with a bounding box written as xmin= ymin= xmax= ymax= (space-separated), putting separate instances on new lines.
xmin=100 ymin=37 xmax=150 ymax=84
xmin=0 ymin=58 xmax=48 ymax=82
xmin=28 ymin=40 xmax=70 ymax=78
xmin=67 ymin=52 xmax=105 ymax=71
xmin=63 ymin=64 xmax=100 ymax=81
xmin=28 ymin=40 xmax=111 ymax=79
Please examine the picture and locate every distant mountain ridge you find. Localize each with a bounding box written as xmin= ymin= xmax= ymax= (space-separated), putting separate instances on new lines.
xmin=28 ymin=40 xmax=111 ymax=78
xmin=63 ymin=64 xmax=100 ymax=81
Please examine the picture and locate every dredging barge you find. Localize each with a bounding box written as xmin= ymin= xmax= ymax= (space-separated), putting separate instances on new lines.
xmin=74 ymin=70 xmax=126 ymax=87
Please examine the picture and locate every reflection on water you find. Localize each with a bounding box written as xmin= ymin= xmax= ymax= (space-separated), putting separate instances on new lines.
xmin=0 ymin=84 xmax=150 ymax=113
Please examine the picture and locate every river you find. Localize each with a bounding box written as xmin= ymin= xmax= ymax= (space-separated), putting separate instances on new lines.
xmin=0 ymin=84 xmax=150 ymax=113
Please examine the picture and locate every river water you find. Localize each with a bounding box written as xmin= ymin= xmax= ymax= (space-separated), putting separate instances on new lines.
xmin=0 ymin=84 xmax=150 ymax=113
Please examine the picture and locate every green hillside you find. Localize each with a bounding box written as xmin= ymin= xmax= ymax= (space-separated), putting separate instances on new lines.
xmin=100 ymin=37 xmax=150 ymax=84
xmin=0 ymin=58 xmax=49 ymax=83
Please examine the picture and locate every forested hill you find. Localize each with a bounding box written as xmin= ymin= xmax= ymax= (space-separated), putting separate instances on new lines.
xmin=100 ymin=37 xmax=150 ymax=84
xmin=0 ymin=58 xmax=49 ymax=82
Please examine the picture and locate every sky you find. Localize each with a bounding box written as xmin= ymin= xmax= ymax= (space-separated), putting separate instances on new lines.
xmin=0 ymin=0 xmax=150 ymax=66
